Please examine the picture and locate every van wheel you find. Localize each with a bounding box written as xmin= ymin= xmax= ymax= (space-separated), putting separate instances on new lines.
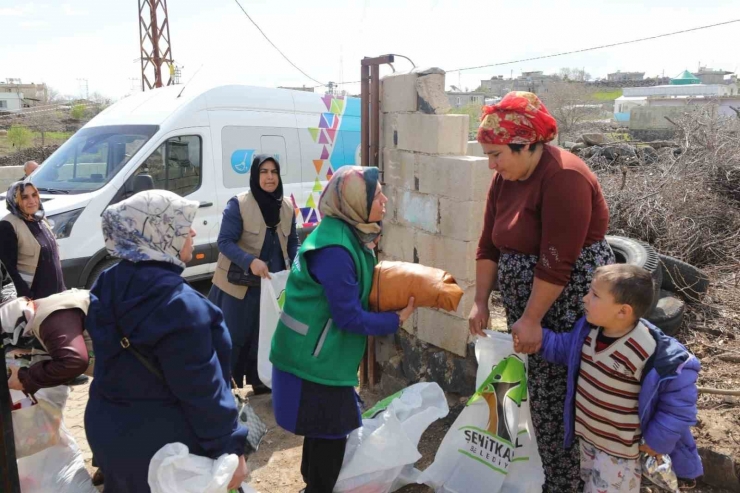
xmin=606 ymin=236 xmax=662 ymax=311
xmin=85 ymin=259 xmax=120 ymax=289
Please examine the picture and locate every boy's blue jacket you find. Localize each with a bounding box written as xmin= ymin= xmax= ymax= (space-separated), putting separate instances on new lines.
xmin=540 ymin=317 xmax=703 ymax=479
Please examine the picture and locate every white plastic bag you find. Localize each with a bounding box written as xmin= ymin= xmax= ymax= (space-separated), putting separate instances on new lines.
xmin=417 ymin=331 xmax=544 ymax=493
xmin=148 ymin=442 xmax=246 ymax=493
xmin=13 ymin=386 xmax=97 ymax=493
xmin=334 ymin=382 xmax=449 ymax=493
xmin=257 ymin=270 xmax=290 ymax=389
xmin=12 ymin=386 xmax=67 ymax=458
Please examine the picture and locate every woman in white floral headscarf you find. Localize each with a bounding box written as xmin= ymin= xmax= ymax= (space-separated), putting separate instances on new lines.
xmin=84 ymin=190 xmax=248 ymax=493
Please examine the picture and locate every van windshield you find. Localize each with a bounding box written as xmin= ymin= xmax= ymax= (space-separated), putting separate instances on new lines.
xmin=31 ymin=125 xmax=159 ymax=194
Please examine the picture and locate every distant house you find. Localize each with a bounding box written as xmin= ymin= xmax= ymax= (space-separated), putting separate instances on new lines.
xmin=0 ymin=93 xmax=24 ymax=112
xmin=607 ymin=71 xmax=645 ymax=82
xmin=0 ymin=79 xmax=48 ymax=108
xmin=693 ymin=67 xmax=734 ymax=85
xmin=447 ymin=91 xmax=486 ymax=108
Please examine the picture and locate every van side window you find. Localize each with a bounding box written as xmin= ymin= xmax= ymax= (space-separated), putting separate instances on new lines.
xmin=136 ymin=135 xmax=202 ymax=197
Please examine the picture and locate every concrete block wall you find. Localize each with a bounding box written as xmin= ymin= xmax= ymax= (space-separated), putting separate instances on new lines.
xmin=0 ymin=166 xmax=23 ymax=192
xmin=377 ymin=68 xmax=492 ymax=396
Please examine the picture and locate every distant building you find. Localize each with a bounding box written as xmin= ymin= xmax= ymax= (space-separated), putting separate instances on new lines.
xmin=607 ymin=71 xmax=645 ymax=82
xmin=479 ymin=76 xmax=511 ymax=97
xmin=0 ymin=79 xmax=48 ymax=107
xmin=447 ymin=91 xmax=486 ymax=108
xmin=479 ymin=71 xmax=558 ymax=96
xmin=693 ymin=67 xmax=734 ymax=85
xmin=0 ymin=92 xmax=24 ymax=112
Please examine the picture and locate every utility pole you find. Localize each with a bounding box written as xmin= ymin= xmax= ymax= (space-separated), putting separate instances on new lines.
xmin=138 ymin=0 xmax=175 ymax=90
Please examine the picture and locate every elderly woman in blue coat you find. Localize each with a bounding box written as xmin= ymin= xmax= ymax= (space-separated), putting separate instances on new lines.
xmin=84 ymin=190 xmax=248 ymax=493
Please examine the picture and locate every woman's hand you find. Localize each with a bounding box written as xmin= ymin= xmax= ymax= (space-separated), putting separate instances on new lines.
xmin=249 ymin=259 xmax=272 ymax=279
xmin=468 ymin=300 xmax=489 ymax=337
xmin=7 ymin=365 xmax=24 ymax=392
xmin=511 ymin=315 xmax=543 ymax=354
xmin=397 ymin=297 xmax=415 ymax=324
xmin=227 ymin=454 xmax=249 ymax=490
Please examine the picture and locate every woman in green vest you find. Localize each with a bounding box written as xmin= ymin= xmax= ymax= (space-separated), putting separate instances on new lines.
xmin=270 ymin=165 xmax=415 ymax=493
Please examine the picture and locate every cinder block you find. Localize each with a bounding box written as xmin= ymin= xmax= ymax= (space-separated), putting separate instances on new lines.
xmin=382 ymin=113 xmax=398 ymax=151
xmin=439 ymin=198 xmax=486 ymax=242
xmin=381 ymin=73 xmax=418 ymax=113
xmin=467 ymin=140 xmax=484 ymax=157
xmin=417 ymin=73 xmax=451 ymax=115
xmin=383 ymin=185 xmax=397 ymax=223
xmin=383 ymin=149 xmax=415 ymax=190
xmin=417 ymin=154 xmax=492 ymax=202
xmin=396 ymin=114 xmax=468 ymax=155
xmin=379 ymin=223 xmax=415 ymax=263
xmin=417 ymin=308 xmax=470 ymax=357
xmin=452 ymin=281 xmax=477 ymax=320
xmin=414 ymin=232 xmax=477 ymax=283
xmin=398 ymin=190 xmax=438 ymax=234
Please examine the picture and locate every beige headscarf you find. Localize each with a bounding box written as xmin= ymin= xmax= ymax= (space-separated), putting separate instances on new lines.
xmin=318 ymin=166 xmax=382 ymax=246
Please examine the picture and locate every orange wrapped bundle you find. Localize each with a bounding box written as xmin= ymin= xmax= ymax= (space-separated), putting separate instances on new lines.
xmin=369 ymin=261 xmax=463 ymax=312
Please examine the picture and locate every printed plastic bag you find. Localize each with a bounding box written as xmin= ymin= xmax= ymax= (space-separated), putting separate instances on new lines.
xmin=334 ymin=382 xmax=449 ymax=493
xmin=642 ymin=450 xmax=679 ymax=493
xmin=148 ymin=442 xmax=242 ymax=493
xmin=13 ymin=386 xmax=97 ymax=493
xmin=257 ymin=270 xmax=290 ymax=388
xmin=417 ymin=331 xmax=544 ymax=493
xmin=11 ymin=386 xmax=67 ymax=459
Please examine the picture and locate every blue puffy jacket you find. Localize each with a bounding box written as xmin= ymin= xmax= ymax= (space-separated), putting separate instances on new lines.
xmin=540 ymin=317 xmax=703 ymax=479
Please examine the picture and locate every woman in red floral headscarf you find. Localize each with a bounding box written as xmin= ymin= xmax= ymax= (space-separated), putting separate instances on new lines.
xmin=468 ymin=91 xmax=613 ymax=492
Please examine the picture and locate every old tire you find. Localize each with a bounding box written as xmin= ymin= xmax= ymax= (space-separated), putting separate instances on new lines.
xmin=606 ymin=236 xmax=663 ymax=311
xmin=658 ymin=254 xmax=709 ymax=300
xmin=646 ymin=289 xmax=686 ymax=336
xmin=85 ymin=258 xmax=120 ymax=289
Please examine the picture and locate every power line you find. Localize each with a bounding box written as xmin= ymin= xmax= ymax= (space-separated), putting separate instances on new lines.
xmin=447 ymin=18 xmax=740 ymax=73
xmin=232 ymin=0 xmax=327 ymax=86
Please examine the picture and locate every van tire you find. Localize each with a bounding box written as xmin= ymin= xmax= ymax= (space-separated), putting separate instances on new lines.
xmin=646 ymin=289 xmax=686 ymax=336
xmin=606 ymin=236 xmax=662 ymax=311
xmin=658 ymin=254 xmax=709 ymax=300
xmin=85 ymin=259 xmax=120 ymax=289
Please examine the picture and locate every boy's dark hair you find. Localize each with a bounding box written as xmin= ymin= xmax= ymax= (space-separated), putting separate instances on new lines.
xmin=594 ymin=264 xmax=654 ymax=320
xmin=508 ymin=142 xmax=540 ymax=154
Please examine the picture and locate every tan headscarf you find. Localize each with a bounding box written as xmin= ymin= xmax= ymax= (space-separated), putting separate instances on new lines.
xmin=318 ymin=166 xmax=382 ymax=246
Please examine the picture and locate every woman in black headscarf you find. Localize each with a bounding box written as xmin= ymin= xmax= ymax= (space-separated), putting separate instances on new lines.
xmin=0 ymin=181 xmax=65 ymax=300
xmin=209 ymin=155 xmax=298 ymax=393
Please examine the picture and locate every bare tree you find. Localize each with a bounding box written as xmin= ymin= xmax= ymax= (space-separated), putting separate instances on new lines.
xmin=25 ymin=111 xmax=65 ymax=147
xmin=558 ymin=67 xmax=592 ymax=82
xmin=540 ymin=82 xmax=600 ymax=138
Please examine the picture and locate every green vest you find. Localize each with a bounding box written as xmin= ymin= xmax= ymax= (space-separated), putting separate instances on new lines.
xmin=270 ymin=216 xmax=376 ymax=386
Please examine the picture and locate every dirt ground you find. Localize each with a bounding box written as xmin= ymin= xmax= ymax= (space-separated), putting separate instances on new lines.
xmin=58 ymin=280 xmax=736 ymax=492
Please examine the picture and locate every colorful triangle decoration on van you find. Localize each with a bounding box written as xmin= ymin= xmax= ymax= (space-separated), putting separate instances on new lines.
xmin=319 ymin=114 xmax=330 ymax=129
xmin=313 ymin=160 xmax=323 ymax=173
xmin=323 ymin=113 xmax=335 ymax=128
xmin=313 ymin=177 xmax=323 ymax=193
xmin=326 ymin=166 xmax=334 ymax=179
xmin=308 ymin=128 xmax=320 ymax=142
xmin=326 ymin=129 xmax=337 ymax=143
xmin=320 ymin=146 xmax=329 ymax=159
xmin=306 ymin=194 xmax=317 ymax=209
xmin=299 ymin=207 xmax=311 ymax=221
xmin=318 ymin=130 xmax=329 ymax=144
xmin=307 ymin=209 xmax=319 ymax=224
xmin=290 ymin=194 xmax=298 ymax=208
xmin=321 ymin=94 xmax=333 ymax=111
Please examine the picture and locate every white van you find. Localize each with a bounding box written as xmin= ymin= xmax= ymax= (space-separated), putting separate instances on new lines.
xmin=1 ymin=85 xmax=361 ymax=288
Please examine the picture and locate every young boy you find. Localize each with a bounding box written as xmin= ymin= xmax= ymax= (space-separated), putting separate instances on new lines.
xmin=533 ymin=264 xmax=703 ymax=492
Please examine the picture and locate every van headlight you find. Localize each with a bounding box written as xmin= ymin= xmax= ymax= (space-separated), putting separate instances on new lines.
xmin=48 ymin=208 xmax=83 ymax=239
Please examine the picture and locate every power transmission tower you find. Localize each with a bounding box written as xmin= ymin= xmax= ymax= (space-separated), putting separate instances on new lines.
xmin=138 ymin=0 xmax=175 ymax=90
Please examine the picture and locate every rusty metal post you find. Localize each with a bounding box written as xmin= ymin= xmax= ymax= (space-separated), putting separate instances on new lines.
xmin=360 ymin=62 xmax=370 ymax=167
xmin=359 ymin=55 xmax=394 ymax=390
xmin=139 ymin=0 xmax=175 ymax=91
xmin=1 ymin=351 xmax=20 ymax=493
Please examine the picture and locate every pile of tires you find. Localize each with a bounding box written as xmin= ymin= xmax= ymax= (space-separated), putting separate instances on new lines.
xmin=606 ymin=236 xmax=709 ymax=335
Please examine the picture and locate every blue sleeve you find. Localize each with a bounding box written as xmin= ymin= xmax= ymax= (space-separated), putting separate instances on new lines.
xmin=287 ymin=214 xmax=299 ymax=264
xmin=217 ymin=197 xmax=255 ymax=272
xmin=642 ymin=357 xmax=700 ymax=454
xmin=153 ymin=290 xmax=247 ymax=457
xmin=540 ymin=328 xmax=574 ymax=367
xmin=306 ymin=247 xmax=400 ymax=336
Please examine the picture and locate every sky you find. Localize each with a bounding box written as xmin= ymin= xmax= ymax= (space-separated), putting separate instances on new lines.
xmin=1 ymin=0 xmax=738 ymax=101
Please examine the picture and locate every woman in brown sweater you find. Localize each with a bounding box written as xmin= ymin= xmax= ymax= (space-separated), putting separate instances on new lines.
xmin=468 ymin=92 xmax=614 ymax=492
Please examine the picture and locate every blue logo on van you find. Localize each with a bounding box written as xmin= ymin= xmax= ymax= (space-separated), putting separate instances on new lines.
xmin=231 ymin=150 xmax=255 ymax=174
